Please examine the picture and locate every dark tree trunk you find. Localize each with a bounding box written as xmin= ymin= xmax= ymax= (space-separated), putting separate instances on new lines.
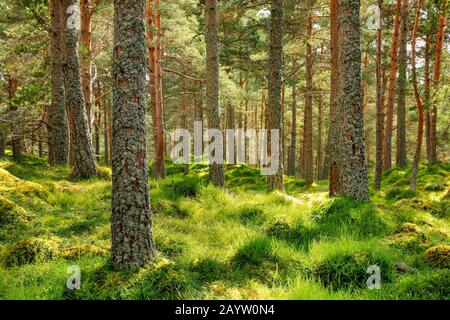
xmin=396 ymin=0 xmax=408 ymax=168
xmin=63 ymin=0 xmax=97 ymax=179
xmin=267 ymin=0 xmax=284 ymax=191
xmin=205 ymin=0 xmax=225 ymax=187
xmin=7 ymin=72 xmax=21 ymax=163
xmin=333 ymin=0 xmax=369 ymax=201
xmin=111 ymin=0 xmax=156 ymax=270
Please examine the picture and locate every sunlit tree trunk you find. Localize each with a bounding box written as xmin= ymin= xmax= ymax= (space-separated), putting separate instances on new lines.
xmin=410 ymin=0 xmax=424 ymax=191
xmin=288 ymin=58 xmax=297 ymax=177
xmin=147 ymin=0 xmax=166 ymax=179
xmin=304 ymin=11 xmax=314 ymax=187
xmin=382 ymin=0 xmax=401 ymax=172
xmin=326 ymin=0 xmax=340 ymax=191
xmin=431 ymin=11 xmax=447 ymax=163
xmin=396 ymin=0 xmax=408 ymax=168
xmin=62 ymin=0 xmax=97 ymax=179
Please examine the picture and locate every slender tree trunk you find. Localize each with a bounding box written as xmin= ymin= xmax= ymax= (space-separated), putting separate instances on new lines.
xmin=304 ymin=11 xmax=314 ymax=187
xmin=63 ymin=0 xmax=97 ymax=179
xmin=147 ymin=0 xmax=166 ymax=179
xmin=326 ymin=0 xmax=340 ymax=190
xmin=183 ymin=68 xmax=189 ymax=174
xmin=111 ymin=0 xmax=156 ymax=270
xmin=431 ymin=11 xmax=447 ymax=163
xmin=48 ymin=0 xmax=69 ymax=166
xmin=333 ymin=0 xmax=369 ymax=201
xmin=382 ymin=0 xmax=402 ymax=172
xmin=396 ymin=0 xmax=408 ymax=168
xmin=316 ymin=93 xmax=323 ymax=180
xmin=7 ymin=72 xmax=21 ymax=163
xmin=205 ymin=0 xmax=225 ymax=187
xmin=374 ymin=0 xmax=383 ymax=190
xmin=288 ymin=58 xmax=297 ymax=176
xmin=0 ymin=131 xmax=5 ymax=158
xmin=80 ymin=0 xmax=94 ymax=130
xmin=410 ymin=0 xmax=424 ymax=191
xmin=103 ymin=89 xmax=109 ymax=165
xmin=94 ymin=84 xmax=101 ymax=161
xmin=424 ymin=32 xmax=432 ymax=164
xmin=267 ymin=0 xmax=284 ymax=191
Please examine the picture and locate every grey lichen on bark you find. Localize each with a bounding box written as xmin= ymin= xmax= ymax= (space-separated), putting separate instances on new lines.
xmin=205 ymin=0 xmax=225 ymax=188
xmin=111 ymin=0 xmax=156 ymax=270
xmin=48 ymin=0 xmax=69 ymax=166
xmin=63 ymin=0 xmax=97 ymax=179
xmin=334 ymin=0 xmax=369 ymax=201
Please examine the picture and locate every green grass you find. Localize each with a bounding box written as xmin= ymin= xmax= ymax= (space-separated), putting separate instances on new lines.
xmin=0 ymin=153 xmax=449 ymax=300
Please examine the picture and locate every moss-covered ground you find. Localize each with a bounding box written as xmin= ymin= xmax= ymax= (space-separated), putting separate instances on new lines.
xmin=0 ymin=151 xmax=448 ymax=300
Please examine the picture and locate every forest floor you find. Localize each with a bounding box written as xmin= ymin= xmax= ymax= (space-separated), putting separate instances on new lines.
xmin=0 ymin=151 xmax=448 ymax=300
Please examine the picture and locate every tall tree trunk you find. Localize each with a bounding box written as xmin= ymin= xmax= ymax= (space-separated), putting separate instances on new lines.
xmin=205 ymin=0 xmax=225 ymax=187
xmin=304 ymin=11 xmax=314 ymax=187
xmin=63 ymin=0 xmax=97 ymax=179
xmin=0 ymin=130 xmax=5 ymax=158
xmin=431 ymin=11 xmax=447 ymax=163
xmin=382 ymin=0 xmax=402 ymax=172
xmin=94 ymin=84 xmax=101 ymax=161
xmin=374 ymin=0 xmax=384 ymax=190
xmin=316 ymin=93 xmax=323 ymax=180
xmin=396 ymin=0 xmax=408 ymax=168
xmin=333 ymin=0 xmax=369 ymax=201
xmin=103 ymin=89 xmax=109 ymax=165
xmin=267 ymin=0 xmax=284 ymax=191
xmin=48 ymin=0 xmax=69 ymax=166
xmin=80 ymin=0 xmax=94 ymax=130
xmin=147 ymin=0 xmax=166 ymax=179
xmin=424 ymin=31 xmax=432 ymax=164
xmin=326 ymin=0 xmax=340 ymax=190
xmin=111 ymin=0 xmax=156 ymax=270
xmin=288 ymin=58 xmax=297 ymax=176
xmin=410 ymin=0 xmax=424 ymax=191
xmin=7 ymin=72 xmax=21 ymax=163
xmin=183 ymin=68 xmax=189 ymax=174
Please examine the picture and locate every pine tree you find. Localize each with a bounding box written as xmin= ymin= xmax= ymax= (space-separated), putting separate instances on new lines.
xmin=111 ymin=0 xmax=156 ymax=270
xmin=205 ymin=0 xmax=225 ymax=188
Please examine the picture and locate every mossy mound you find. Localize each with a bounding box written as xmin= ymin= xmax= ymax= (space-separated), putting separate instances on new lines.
xmin=2 ymin=237 xmax=62 ymax=267
xmin=62 ymin=244 xmax=108 ymax=260
xmin=96 ymin=166 xmax=112 ymax=180
xmin=237 ymin=204 xmax=266 ymax=224
xmin=424 ymin=245 xmax=450 ymax=269
xmin=312 ymin=250 xmax=395 ymax=290
xmin=0 ymin=167 xmax=20 ymax=183
xmin=387 ymin=223 xmax=429 ymax=252
xmin=393 ymin=269 xmax=450 ymax=300
xmin=152 ymin=199 xmax=189 ymax=218
xmin=386 ymin=187 xmax=418 ymax=201
xmin=0 ymin=195 xmax=33 ymax=239
xmin=394 ymin=198 xmax=449 ymax=218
